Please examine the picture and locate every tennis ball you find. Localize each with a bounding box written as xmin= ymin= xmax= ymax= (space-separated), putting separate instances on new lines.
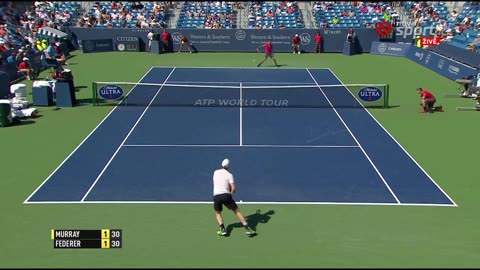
xmin=252 ymin=59 xmax=256 ymax=62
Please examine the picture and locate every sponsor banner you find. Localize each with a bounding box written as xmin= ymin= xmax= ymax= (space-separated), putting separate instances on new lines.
xmin=115 ymin=36 xmax=140 ymax=52
xmin=406 ymin=46 xmax=478 ymax=81
xmin=81 ymin=39 xmax=114 ymax=53
xmin=358 ymin=86 xmax=383 ymax=102
xmin=429 ymin=42 xmax=480 ymax=68
xmin=71 ymin=28 xmax=380 ymax=53
xmin=98 ymin=85 xmax=124 ymax=100
xmin=370 ymin=41 xmax=411 ymax=57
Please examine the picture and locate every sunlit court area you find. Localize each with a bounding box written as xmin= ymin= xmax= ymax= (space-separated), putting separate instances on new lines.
xmin=1 ymin=1 xmax=480 ymax=268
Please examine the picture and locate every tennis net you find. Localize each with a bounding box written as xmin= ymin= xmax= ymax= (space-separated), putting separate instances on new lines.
xmin=91 ymin=82 xmax=390 ymax=109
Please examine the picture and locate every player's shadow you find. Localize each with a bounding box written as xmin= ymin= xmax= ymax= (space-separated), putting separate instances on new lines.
xmin=226 ymin=209 xmax=275 ymax=237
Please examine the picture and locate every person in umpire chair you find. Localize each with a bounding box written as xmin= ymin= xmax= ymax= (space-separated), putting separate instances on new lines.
xmin=213 ymin=159 xmax=256 ymax=237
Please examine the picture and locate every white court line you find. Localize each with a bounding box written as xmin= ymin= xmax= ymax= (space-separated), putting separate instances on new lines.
xmin=151 ymin=66 xmax=329 ymax=70
xmin=166 ymin=80 xmax=316 ymax=85
xmin=79 ymin=68 xmax=177 ymax=202
xmin=327 ymin=68 xmax=458 ymax=207
xmin=239 ymin=82 xmax=243 ymax=146
xmin=23 ymin=200 xmax=457 ymax=207
xmin=122 ymin=144 xmax=360 ymax=148
xmin=23 ymin=66 xmax=157 ymax=204
xmin=306 ymin=68 xmax=401 ymax=204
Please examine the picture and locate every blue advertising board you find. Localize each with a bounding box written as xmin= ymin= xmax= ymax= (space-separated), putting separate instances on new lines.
xmin=115 ymin=36 xmax=140 ymax=52
xmin=429 ymin=42 xmax=480 ymax=68
xmin=370 ymin=41 xmax=411 ymax=57
xmin=81 ymin=39 xmax=114 ymax=53
xmin=71 ymin=28 xmax=379 ymax=53
xmin=406 ymin=46 xmax=478 ymax=81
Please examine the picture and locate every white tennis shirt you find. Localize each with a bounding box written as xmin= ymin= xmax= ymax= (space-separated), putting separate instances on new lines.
xmin=213 ymin=168 xmax=234 ymax=195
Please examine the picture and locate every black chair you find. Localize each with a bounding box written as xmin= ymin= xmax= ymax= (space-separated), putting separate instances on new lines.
xmin=0 ymin=102 xmax=12 ymax=127
xmin=42 ymin=58 xmax=60 ymax=74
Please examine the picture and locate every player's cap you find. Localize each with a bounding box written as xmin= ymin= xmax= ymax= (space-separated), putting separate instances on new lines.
xmin=23 ymin=57 xmax=29 ymax=61
xmin=222 ymin=159 xmax=230 ymax=168
xmin=295 ymin=34 xmax=298 ymax=37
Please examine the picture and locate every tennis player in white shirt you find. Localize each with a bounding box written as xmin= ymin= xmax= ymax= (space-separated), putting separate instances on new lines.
xmin=212 ymin=158 xmax=256 ymax=236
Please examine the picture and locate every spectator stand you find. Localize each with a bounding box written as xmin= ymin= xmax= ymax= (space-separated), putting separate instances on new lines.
xmin=311 ymin=2 xmax=399 ymax=29
xmin=176 ymin=2 xmax=235 ymax=29
xmin=245 ymin=1 xmax=304 ymax=29
xmin=81 ymin=2 xmax=171 ymax=29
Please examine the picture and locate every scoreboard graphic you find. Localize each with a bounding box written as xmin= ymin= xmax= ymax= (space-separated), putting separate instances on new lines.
xmin=51 ymin=229 xmax=122 ymax=249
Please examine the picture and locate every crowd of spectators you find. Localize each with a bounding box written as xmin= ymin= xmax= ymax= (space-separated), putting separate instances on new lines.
xmin=1 ymin=1 xmax=75 ymax=64
xmin=406 ymin=2 xmax=480 ymax=53
xmin=178 ymin=1 xmax=235 ymax=29
xmin=247 ymin=1 xmax=303 ymax=29
xmin=2 ymin=1 xmax=480 ymax=58
xmin=77 ymin=2 xmax=172 ymax=29
xmin=312 ymin=2 xmax=399 ymax=29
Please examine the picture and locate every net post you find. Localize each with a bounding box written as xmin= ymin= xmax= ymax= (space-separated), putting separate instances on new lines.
xmin=91 ymin=81 xmax=96 ymax=106
xmin=239 ymin=82 xmax=243 ymax=146
xmin=123 ymin=92 xmax=128 ymax=106
xmin=385 ymin=83 xmax=390 ymax=108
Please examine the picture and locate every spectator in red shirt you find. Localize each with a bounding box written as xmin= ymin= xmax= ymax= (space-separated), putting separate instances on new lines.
xmin=314 ymin=32 xmax=323 ymax=53
xmin=256 ymin=40 xmax=279 ymax=68
xmin=18 ymin=57 xmax=33 ymax=80
xmin=417 ymin=87 xmax=443 ymax=112
xmin=0 ymin=41 xmax=6 ymax=52
xmin=178 ymin=35 xmax=192 ymax=53
xmin=161 ymin=28 xmax=170 ymax=52
xmin=292 ymin=34 xmax=301 ymax=54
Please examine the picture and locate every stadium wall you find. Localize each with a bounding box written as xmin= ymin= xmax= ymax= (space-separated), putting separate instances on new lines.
xmin=371 ymin=41 xmax=478 ymax=81
xmin=70 ymin=28 xmax=380 ymax=53
xmin=428 ymin=42 xmax=480 ymax=69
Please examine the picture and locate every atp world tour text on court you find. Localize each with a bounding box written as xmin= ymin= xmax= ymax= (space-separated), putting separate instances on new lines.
xmin=194 ymin=98 xmax=289 ymax=107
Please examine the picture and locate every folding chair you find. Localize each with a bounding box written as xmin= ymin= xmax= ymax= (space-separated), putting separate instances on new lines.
xmin=42 ymin=58 xmax=60 ymax=74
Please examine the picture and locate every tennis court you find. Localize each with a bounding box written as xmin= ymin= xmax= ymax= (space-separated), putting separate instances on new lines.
xmin=24 ymin=67 xmax=455 ymax=206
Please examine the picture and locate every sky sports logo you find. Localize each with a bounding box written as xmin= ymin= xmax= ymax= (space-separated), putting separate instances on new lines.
xmin=374 ymin=20 xmax=393 ymax=38
xmin=374 ymin=20 xmax=436 ymax=39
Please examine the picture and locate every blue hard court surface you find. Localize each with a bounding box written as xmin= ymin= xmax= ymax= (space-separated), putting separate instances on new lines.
xmin=25 ymin=67 xmax=455 ymax=206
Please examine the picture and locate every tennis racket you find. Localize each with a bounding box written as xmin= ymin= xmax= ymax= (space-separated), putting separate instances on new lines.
xmin=253 ymin=47 xmax=260 ymax=62
xmin=456 ymin=107 xmax=480 ymax=111
xmin=442 ymin=93 xmax=462 ymax=98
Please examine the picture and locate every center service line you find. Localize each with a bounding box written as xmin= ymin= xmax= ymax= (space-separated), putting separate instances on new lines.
xmin=240 ymin=82 xmax=243 ymax=146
